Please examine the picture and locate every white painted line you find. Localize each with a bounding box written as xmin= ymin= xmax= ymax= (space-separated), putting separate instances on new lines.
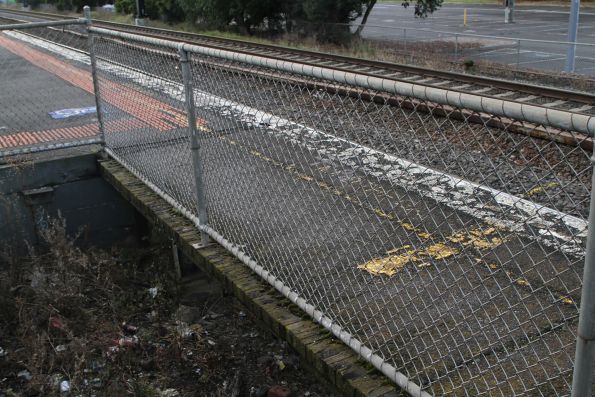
xmin=515 ymin=57 xmax=566 ymax=65
xmin=9 ymin=30 xmax=588 ymax=258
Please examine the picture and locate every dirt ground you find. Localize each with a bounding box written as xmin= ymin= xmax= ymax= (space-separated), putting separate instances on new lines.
xmin=0 ymin=217 xmax=334 ymax=397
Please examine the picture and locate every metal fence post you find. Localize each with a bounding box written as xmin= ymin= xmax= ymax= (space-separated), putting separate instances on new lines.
xmin=403 ymin=28 xmax=407 ymax=51
xmin=516 ymin=39 xmax=521 ymax=69
xmin=571 ymin=159 xmax=595 ymax=396
xmin=179 ymin=46 xmax=209 ymax=246
xmin=565 ymin=0 xmax=580 ymax=73
xmin=83 ymin=6 xmax=106 ymax=147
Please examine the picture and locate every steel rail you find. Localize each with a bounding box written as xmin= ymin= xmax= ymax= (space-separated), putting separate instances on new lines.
xmin=90 ymin=26 xmax=595 ymax=137
xmin=2 ymin=8 xmax=594 ymax=109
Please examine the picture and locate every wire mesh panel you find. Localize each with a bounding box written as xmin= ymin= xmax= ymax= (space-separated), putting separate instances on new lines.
xmin=91 ymin=33 xmax=199 ymax=216
xmin=0 ymin=21 xmax=100 ymax=157
xmin=90 ymin=29 xmax=593 ymax=396
xmin=186 ymin=52 xmax=591 ymax=396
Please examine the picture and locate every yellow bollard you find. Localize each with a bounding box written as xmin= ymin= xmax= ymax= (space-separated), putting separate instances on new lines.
xmin=464 ymin=8 xmax=468 ymax=26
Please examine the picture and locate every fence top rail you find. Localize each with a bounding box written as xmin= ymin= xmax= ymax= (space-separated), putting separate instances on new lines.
xmin=0 ymin=18 xmax=86 ymax=30
xmin=89 ymin=26 xmax=595 ymax=137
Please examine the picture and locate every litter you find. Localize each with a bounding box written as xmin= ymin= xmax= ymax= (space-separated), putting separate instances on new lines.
xmin=49 ymin=106 xmax=96 ymax=120
xmin=60 ymin=380 xmax=70 ymax=393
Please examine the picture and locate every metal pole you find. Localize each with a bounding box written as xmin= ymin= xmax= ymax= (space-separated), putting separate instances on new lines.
xmin=565 ymin=0 xmax=580 ymax=73
xmin=179 ymin=46 xmax=209 ymax=246
xmin=516 ymin=39 xmax=521 ymax=69
xmin=135 ymin=0 xmax=146 ymax=26
xmin=509 ymin=0 xmax=514 ymax=23
xmin=571 ymin=156 xmax=595 ymax=397
xmin=454 ymin=33 xmax=459 ymax=58
xmin=83 ymin=6 xmax=106 ymax=148
xmin=403 ymin=28 xmax=407 ymax=51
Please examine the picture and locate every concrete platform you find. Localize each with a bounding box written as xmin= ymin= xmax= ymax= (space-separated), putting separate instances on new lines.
xmin=1 ymin=23 xmax=587 ymax=396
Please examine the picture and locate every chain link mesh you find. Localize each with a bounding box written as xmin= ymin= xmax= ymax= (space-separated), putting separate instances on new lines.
xmin=5 ymin=22 xmax=590 ymax=395
xmin=184 ymin=50 xmax=590 ymax=396
xmin=92 ymin=34 xmax=198 ymax=216
xmin=0 ymin=21 xmax=101 ymax=157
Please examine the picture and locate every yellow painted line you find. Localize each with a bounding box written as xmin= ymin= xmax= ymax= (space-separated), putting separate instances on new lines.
xmin=526 ymin=182 xmax=559 ymax=197
xmin=358 ymin=249 xmax=419 ymax=277
xmin=197 ymin=122 xmax=508 ymax=279
xmin=359 ymin=226 xmax=507 ymax=277
xmin=207 ymin=133 xmax=436 ymax=243
xmin=358 ymin=241 xmax=460 ymax=277
xmin=446 ymin=227 xmax=503 ymax=250
xmin=477 ymin=258 xmax=576 ymax=309
xmin=559 ymin=295 xmax=575 ymax=305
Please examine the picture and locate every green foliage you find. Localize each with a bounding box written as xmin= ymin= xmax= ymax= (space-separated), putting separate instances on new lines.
xmin=178 ymin=0 xmax=287 ymax=33
xmin=463 ymin=59 xmax=475 ymax=70
xmin=108 ymin=0 xmax=443 ymax=40
xmin=115 ymin=0 xmax=135 ymax=15
xmin=302 ymin=0 xmax=366 ymax=23
xmin=401 ymin=0 xmax=444 ymax=17
xmin=151 ymin=0 xmax=185 ymax=22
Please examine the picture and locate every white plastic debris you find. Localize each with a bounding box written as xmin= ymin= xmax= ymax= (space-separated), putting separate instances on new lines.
xmin=148 ymin=287 xmax=158 ymax=298
xmin=17 ymin=369 xmax=32 ymax=381
xmin=118 ymin=335 xmax=139 ymax=347
xmin=60 ymin=380 xmax=71 ymax=393
xmin=55 ymin=345 xmax=67 ymax=352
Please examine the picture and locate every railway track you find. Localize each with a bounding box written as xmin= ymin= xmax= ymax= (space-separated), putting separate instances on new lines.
xmin=1 ymin=8 xmax=594 ymax=152
xmin=2 ymin=8 xmax=595 ymax=116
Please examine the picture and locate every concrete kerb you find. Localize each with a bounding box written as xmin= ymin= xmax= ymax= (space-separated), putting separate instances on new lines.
xmin=99 ymin=157 xmax=409 ymax=397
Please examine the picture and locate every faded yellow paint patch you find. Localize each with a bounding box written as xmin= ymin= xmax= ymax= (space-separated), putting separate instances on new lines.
xmin=386 ymin=245 xmax=411 ymax=255
xmin=401 ymin=223 xmax=431 ymax=240
xmin=515 ymin=278 xmax=530 ymax=287
xmin=506 ymin=271 xmax=530 ymax=287
xmin=359 ymin=242 xmax=458 ymax=277
xmin=422 ymin=243 xmax=459 ymax=260
xmin=447 ymin=227 xmax=503 ymax=250
xmin=297 ymin=174 xmax=314 ymax=182
xmin=527 ymin=182 xmax=559 ymax=197
xmin=358 ymin=251 xmax=418 ymax=276
xmin=559 ymin=295 xmax=575 ymax=305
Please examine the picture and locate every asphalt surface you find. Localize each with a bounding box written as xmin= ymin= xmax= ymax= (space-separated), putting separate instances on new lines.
xmin=0 ymin=39 xmax=99 ymax=152
xmin=1 ymin=24 xmax=591 ymax=396
xmin=359 ymin=3 xmax=595 ymax=74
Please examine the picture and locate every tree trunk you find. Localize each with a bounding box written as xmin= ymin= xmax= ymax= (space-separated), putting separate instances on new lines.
xmin=354 ymin=0 xmax=377 ymax=37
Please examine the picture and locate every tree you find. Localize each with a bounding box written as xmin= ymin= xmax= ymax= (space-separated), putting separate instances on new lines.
xmin=178 ymin=0 xmax=287 ymax=34
xmin=354 ymin=0 xmax=376 ymax=37
xmin=402 ymin=0 xmax=444 ymax=17
xmin=354 ymin=0 xmax=443 ymax=37
xmin=300 ymin=0 xmax=367 ymax=43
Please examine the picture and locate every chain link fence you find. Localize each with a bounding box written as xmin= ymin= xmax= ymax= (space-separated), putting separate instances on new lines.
xmin=1 ymin=16 xmax=594 ymax=396
xmin=86 ymin=27 xmax=595 ymax=396
xmin=0 ymin=19 xmax=102 ymax=157
xmin=355 ymin=23 xmax=595 ymax=77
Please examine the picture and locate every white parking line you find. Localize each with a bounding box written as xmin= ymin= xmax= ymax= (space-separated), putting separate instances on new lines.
xmin=516 ymin=56 xmax=567 ymax=65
